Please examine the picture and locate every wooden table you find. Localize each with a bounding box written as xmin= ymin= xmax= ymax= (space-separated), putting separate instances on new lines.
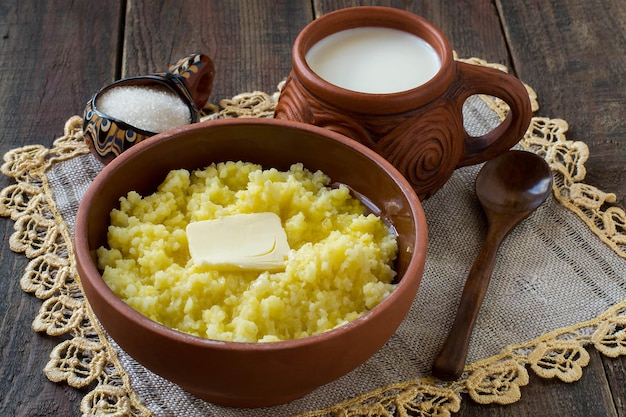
xmin=1 ymin=1 xmax=625 ymax=415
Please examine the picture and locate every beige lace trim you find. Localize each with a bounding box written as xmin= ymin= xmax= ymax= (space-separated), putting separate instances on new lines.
xmin=1 ymin=57 xmax=625 ymax=416
xmin=458 ymin=55 xmax=626 ymax=259
xmin=0 ymin=118 xmax=150 ymax=416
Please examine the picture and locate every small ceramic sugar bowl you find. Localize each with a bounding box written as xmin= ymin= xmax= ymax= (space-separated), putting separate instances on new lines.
xmin=83 ymin=53 xmax=214 ymax=165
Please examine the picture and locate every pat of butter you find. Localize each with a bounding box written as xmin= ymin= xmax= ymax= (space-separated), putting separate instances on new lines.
xmin=186 ymin=212 xmax=290 ymax=271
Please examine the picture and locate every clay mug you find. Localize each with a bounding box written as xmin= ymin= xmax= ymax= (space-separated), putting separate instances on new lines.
xmin=275 ymin=7 xmax=532 ymax=200
xmin=83 ymin=53 xmax=214 ymax=165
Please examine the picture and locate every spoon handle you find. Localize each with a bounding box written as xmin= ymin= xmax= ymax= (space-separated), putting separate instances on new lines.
xmin=431 ymin=229 xmax=505 ymax=380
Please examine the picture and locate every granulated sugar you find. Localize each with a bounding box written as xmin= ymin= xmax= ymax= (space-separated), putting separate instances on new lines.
xmin=97 ymin=85 xmax=191 ymax=133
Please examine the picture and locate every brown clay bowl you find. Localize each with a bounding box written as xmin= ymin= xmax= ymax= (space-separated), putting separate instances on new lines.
xmin=74 ymin=118 xmax=428 ymax=408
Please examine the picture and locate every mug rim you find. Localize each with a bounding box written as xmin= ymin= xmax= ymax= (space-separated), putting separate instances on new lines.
xmin=291 ymin=6 xmax=456 ymax=114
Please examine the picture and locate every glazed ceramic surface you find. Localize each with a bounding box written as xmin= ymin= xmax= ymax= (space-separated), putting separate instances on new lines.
xmin=275 ymin=6 xmax=532 ymax=200
xmin=74 ymin=118 xmax=428 ymax=408
xmin=83 ymin=53 xmax=214 ymax=165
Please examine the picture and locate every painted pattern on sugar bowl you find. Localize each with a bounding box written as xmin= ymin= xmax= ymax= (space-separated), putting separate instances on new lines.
xmin=83 ymin=53 xmax=214 ymax=165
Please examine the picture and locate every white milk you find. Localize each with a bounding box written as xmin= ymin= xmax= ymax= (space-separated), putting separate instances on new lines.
xmin=305 ymin=26 xmax=441 ymax=94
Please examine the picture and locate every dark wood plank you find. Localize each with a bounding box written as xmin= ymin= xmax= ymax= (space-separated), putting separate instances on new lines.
xmin=498 ymin=0 xmax=626 ymax=209
xmin=0 ymin=1 xmax=122 ymax=416
xmin=500 ymin=1 xmax=626 ymax=414
xmin=603 ymin=354 xmax=626 ymax=417
xmin=0 ymin=2 xmax=122 ymax=150
xmin=122 ymin=0 xmax=313 ymax=103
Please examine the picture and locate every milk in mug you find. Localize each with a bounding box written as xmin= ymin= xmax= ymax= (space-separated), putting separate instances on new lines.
xmin=305 ymin=27 xmax=441 ymax=94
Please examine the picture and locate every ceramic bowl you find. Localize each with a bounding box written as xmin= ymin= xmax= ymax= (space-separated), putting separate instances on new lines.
xmin=74 ymin=118 xmax=428 ymax=408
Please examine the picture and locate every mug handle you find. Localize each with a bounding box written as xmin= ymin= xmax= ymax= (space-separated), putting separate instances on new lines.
xmin=454 ymin=62 xmax=532 ymax=168
xmin=166 ymin=53 xmax=215 ymax=110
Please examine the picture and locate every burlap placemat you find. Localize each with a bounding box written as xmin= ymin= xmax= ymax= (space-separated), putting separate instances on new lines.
xmin=2 ymin=57 xmax=625 ymax=416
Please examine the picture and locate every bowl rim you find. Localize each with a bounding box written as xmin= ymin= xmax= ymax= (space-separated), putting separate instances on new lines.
xmin=74 ymin=117 xmax=428 ymax=351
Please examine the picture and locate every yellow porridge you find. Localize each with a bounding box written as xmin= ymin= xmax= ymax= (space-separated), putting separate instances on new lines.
xmin=97 ymin=161 xmax=398 ymax=342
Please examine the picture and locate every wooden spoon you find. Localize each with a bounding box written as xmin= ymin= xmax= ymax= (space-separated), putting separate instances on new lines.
xmin=431 ymin=150 xmax=553 ymax=380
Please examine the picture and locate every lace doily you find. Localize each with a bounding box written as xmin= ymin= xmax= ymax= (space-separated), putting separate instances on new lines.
xmin=1 ymin=57 xmax=626 ymax=417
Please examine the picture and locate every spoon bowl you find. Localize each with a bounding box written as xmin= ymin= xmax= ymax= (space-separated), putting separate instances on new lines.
xmin=432 ymin=150 xmax=552 ymax=380
xmin=476 ymin=150 xmax=554 ymax=214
